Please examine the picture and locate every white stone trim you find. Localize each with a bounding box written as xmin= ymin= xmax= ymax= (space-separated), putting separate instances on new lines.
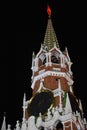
xmin=36 ymin=113 xmax=77 ymax=129
xmin=36 ymin=48 xmax=46 ymax=58
xmin=31 ymin=71 xmax=73 ymax=89
xmin=27 ymin=110 xmax=84 ymax=130
xmin=39 ymin=69 xmax=45 ymax=74
xmin=61 ymin=113 xmax=76 ymax=123
xmin=49 ymin=46 xmax=62 ymax=54
xmin=52 ymin=88 xmax=63 ymax=97
xmin=53 ymin=68 xmax=61 ymax=72
xmin=52 ymin=88 xmax=59 ymax=97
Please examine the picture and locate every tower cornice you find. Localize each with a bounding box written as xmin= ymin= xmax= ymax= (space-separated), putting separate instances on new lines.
xmin=31 ymin=71 xmax=73 ymax=89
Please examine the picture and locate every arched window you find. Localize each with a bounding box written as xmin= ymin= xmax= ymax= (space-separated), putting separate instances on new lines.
xmin=56 ymin=122 xmax=63 ymax=130
xmin=51 ymin=55 xmax=58 ymax=63
xmin=43 ymin=57 xmax=46 ymax=65
xmin=39 ymin=126 xmax=44 ymax=130
xmin=39 ymin=53 xmax=46 ymax=66
xmin=54 ymin=121 xmax=63 ymax=130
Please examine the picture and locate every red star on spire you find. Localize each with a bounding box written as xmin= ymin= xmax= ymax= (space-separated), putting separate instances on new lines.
xmin=47 ymin=5 xmax=51 ymax=16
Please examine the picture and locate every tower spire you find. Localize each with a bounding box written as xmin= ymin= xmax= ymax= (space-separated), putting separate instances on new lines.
xmin=43 ymin=5 xmax=60 ymax=51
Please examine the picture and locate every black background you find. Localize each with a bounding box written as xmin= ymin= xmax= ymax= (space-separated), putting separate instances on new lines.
xmin=0 ymin=0 xmax=87 ymax=129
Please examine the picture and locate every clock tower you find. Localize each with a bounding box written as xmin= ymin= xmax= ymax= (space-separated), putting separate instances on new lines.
xmin=23 ymin=5 xmax=87 ymax=130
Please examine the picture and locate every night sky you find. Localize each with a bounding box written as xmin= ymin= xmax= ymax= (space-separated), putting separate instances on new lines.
xmin=0 ymin=0 xmax=87 ymax=129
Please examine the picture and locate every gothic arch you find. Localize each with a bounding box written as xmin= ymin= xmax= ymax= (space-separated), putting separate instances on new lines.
xmin=39 ymin=126 xmax=44 ymax=130
xmin=38 ymin=53 xmax=46 ymax=66
xmin=54 ymin=120 xmax=63 ymax=130
xmin=51 ymin=50 xmax=60 ymax=64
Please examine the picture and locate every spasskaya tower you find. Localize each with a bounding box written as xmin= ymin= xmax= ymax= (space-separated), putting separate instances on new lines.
xmin=23 ymin=5 xmax=87 ymax=130
xmin=1 ymin=5 xmax=87 ymax=130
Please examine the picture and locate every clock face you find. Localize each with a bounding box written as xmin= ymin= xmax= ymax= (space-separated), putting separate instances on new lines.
xmin=28 ymin=90 xmax=54 ymax=117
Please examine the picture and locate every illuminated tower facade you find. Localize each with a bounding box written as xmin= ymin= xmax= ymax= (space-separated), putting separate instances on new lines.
xmin=23 ymin=6 xmax=87 ymax=130
xmin=1 ymin=5 xmax=87 ymax=130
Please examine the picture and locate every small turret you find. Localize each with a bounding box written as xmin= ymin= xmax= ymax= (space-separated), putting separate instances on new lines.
xmin=15 ymin=121 xmax=20 ymax=130
xmin=58 ymin=79 xmax=63 ymax=113
xmin=7 ymin=125 xmax=11 ymax=130
xmin=22 ymin=93 xmax=26 ymax=122
xmin=79 ymin=99 xmax=83 ymax=115
xmin=1 ymin=112 xmax=6 ymax=130
xmin=64 ymin=93 xmax=72 ymax=114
